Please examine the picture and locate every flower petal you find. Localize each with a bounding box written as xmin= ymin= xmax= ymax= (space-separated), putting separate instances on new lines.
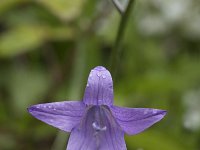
xmin=110 ymin=106 xmax=167 ymax=135
xmin=28 ymin=101 xmax=85 ymax=132
xmin=67 ymin=106 xmax=126 ymax=150
xmin=83 ymin=66 xmax=113 ymax=106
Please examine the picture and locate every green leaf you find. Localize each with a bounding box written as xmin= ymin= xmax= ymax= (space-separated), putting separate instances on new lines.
xmin=36 ymin=0 xmax=86 ymax=21
xmin=0 ymin=0 xmax=26 ymax=15
xmin=0 ymin=25 xmax=75 ymax=57
xmin=0 ymin=26 xmax=46 ymax=57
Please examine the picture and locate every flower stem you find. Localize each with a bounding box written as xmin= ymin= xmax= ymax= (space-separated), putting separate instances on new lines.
xmin=110 ymin=0 xmax=136 ymax=78
xmin=111 ymin=0 xmax=125 ymax=15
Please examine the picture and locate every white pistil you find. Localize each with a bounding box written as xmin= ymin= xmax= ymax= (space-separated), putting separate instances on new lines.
xmin=92 ymin=122 xmax=107 ymax=132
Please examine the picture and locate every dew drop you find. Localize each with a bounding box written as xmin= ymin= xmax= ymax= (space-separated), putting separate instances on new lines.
xmin=87 ymin=83 xmax=89 ymax=87
xmin=102 ymin=75 xmax=106 ymax=79
xmin=144 ymin=109 xmax=148 ymax=115
xmin=98 ymin=100 xmax=102 ymax=104
xmin=48 ymin=106 xmax=52 ymax=108
xmin=89 ymin=74 xmax=93 ymax=78
xmin=153 ymin=109 xmax=157 ymax=114
xmin=97 ymin=72 xmax=101 ymax=77
xmin=36 ymin=106 xmax=40 ymax=109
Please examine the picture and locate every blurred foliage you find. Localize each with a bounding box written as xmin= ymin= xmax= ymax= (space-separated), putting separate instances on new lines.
xmin=0 ymin=0 xmax=200 ymax=150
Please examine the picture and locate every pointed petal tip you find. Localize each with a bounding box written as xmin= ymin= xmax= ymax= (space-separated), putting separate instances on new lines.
xmin=160 ymin=110 xmax=167 ymax=117
xmin=152 ymin=109 xmax=167 ymax=120
xmin=27 ymin=105 xmax=37 ymax=114
xmin=162 ymin=110 xmax=167 ymax=114
xmin=111 ymin=107 xmax=167 ymax=135
xmin=27 ymin=101 xmax=86 ymax=132
xmin=27 ymin=106 xmax=33 ymax=113
xmin=152 ymin=109 xmax=167 ymax=122
xmin=157 ymin=109 xmax=167 ymax=116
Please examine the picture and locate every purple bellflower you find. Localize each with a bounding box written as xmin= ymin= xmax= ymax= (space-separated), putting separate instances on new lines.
xmin=28 ymin=66 xmax=166 ymax=150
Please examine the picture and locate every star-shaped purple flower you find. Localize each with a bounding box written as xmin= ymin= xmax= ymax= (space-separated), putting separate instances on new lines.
xmin=28 ymin=66 xmax=166 ymax=150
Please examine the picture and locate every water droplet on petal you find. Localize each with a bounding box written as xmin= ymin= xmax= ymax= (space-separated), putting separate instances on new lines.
xmin=153 ymin=109 xmax=157 ymax=114
xmin=97 ymin=72 xmax=101 ymax=77
xmin=144 ymin=109 xmax=148 ymax=115
xmin=98 ymin=100 xmax=102 ymax=104
xmin=86 ymin=83 xmax=89 ymax=87
xmin=102 ymin=75 xmax=106 ymax=79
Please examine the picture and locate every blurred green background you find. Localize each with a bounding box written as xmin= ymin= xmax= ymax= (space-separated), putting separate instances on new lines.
xmin=0 ymin=0 xmax=200 ymax=150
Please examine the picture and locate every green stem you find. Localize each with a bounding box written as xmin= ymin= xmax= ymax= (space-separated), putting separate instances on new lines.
xmin=110 ymin=0 xmax=136 ymax=78
xmin=111 ymin=0 xmax=124 ymax=15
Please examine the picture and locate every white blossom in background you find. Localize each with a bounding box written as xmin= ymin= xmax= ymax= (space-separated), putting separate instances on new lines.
xmin=183 ymin=90 xmax=200 ymax=131
xmin=136 ymin=0 xmax=200 ymax=38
